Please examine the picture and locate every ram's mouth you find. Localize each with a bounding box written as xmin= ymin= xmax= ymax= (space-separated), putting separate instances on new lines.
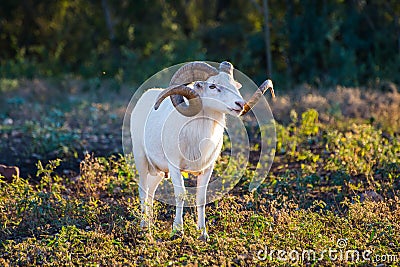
xmin=228 ymin=107 xmax=243 ymax=115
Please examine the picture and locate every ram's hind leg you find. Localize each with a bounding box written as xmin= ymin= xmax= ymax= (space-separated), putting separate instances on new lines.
xmin=135 ymin=152 xmax=162 ymax=229
xmin=138 ymin=173 xmax=149 ymax=228
xmin=146 ymin=173 xmax=163 ymax=226
xmin=139 ymin=172 xmax=163 ymax=228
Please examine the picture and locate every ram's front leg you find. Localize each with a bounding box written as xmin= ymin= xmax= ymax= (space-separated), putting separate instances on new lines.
xmin=169 ymin=164 xmax=186 ymax=235
xmin=196 ymin=165 xmax=213 ymax=241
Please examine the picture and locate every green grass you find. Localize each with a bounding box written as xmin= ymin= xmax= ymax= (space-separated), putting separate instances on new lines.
xmin=0 ymin=79 xmax=399 ymax=266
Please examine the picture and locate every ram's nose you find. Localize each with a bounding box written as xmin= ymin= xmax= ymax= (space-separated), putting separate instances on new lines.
xmin=235 ymin=100 xmax=245 ymax=110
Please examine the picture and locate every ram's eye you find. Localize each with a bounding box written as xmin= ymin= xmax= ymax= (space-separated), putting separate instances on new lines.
xmin=209 ymin=84 xmax=216 ymax=89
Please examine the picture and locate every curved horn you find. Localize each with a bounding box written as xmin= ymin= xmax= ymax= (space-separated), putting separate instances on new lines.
xmin=170 ymin=62 xmax=219 ymax=86
xmin=154 ymin=84 xmax=202 ymax=117
xmin=167 ymin=62 xmax=218 ymax=117
xmin=219 ymin=61 xmax=234 ymax=76
xmin=241 ymin=79 xmax=275 ymax=115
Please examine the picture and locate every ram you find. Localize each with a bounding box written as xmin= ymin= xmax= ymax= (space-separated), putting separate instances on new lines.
xmin=130 ymin=61 xmax=274 ymax=240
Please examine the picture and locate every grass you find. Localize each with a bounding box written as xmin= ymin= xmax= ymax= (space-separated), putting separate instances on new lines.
xmin=0 ymin=78 xmax=399 ymax=266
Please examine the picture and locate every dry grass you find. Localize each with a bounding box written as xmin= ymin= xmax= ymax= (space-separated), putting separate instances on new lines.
xmin=271 ymin=83 xmax=400 ymax=133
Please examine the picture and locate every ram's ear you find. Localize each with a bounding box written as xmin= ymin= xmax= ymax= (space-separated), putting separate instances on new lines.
xmin=235 ymin=81 xmax=242 ymax=90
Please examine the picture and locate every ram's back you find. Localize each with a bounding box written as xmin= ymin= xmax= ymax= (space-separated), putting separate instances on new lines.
xmin=131 ymin=89 xmax=163 ymax=151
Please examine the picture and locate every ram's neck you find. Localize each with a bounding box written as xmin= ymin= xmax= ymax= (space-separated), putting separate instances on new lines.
xmin=179 ymin=110 xmax=225 ymax=169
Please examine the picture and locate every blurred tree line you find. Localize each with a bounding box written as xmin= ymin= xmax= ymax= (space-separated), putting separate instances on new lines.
xmin=1 ymin=0 xmax=399 ymax=88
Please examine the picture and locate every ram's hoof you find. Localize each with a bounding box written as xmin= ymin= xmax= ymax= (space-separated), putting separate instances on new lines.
xmin=198 ymin=233 xmax=209 ymax=242
xmin=140 ymin=219 xmax=150 ymax=229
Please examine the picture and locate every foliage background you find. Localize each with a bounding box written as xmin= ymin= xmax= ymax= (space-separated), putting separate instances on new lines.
xmin=1 ymin=0 xmax=400 ymax=87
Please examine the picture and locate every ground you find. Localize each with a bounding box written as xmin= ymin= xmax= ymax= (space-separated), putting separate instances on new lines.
xmin=0 ymin=78 xmax=399 ymax=266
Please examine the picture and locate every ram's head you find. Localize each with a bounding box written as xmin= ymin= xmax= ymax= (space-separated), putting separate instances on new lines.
xmin=154 ymin=61 xmax=274 ymax=117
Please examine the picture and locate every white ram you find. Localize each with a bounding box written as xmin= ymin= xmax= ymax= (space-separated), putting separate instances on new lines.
xmin=130 ymin=61 xmax=273 ymax=240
